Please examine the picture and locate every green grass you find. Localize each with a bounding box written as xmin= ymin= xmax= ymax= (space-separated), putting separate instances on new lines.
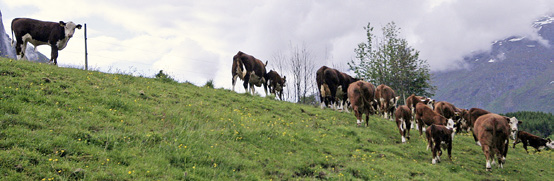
xmin=1 ymin=58 xmax=553 ymax=180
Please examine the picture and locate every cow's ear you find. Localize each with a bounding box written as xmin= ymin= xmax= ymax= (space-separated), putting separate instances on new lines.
xmin=59 ymin=21 xmax=66 ymax=27
xmin=76 ymin=24 xmax=82 ymax=29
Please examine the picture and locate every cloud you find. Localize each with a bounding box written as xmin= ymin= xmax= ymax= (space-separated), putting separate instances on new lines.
xmin=1 ymin=0 xmax=553 ymax=90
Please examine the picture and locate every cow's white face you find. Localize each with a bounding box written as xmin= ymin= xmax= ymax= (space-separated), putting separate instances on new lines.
xmin=546 ymin=139 xmax=554 ymax=149
xmin=446 ymin=118 xmax=455 ymax=130
xmin=62 ymin=21 xmax=82 ymax=39
xmin=508 ymin=117 xmax=521 ymax=140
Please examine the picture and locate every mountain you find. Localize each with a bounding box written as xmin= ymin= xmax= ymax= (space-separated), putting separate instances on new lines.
xmin=0 ymin=10 xmax=49 ymax=62
xmin=432 ymin=16 xmax=554 ymax=114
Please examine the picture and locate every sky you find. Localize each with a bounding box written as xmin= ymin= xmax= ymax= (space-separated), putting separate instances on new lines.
xmin=1 ymin=0 xmax=553 ymax=91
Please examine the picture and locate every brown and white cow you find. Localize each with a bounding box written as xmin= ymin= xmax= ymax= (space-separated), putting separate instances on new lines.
xmin=473 ymin=113 xmax=510 ymax=171
xmin=512 ymin=131 xmax=554 ymax=153
xmin=316 ymin=66 xmax=359 ymax=110
xmin=406 ymin=94 xmax=435 ymax=129
xmin=266 ymin=70 xmax=286 ymax=100
xmin=415 ymin=102 xmax=454 ymax=136
xmin=11 ymin=18 xmax=82 ymax=65
xmin=434 ymin=101 xmax=464 ymax=132
xmin=375 ymin=84 xmax=399 ymax=120
xmin=347 ymin=80 xmax=377 ymax=127
xmin=425 ymin=124 xmax=455 ymax=164
xmin=232 ymin=51 xmax=268 ymax=95
xmin=466 ymin=108 xmax=521 ymax=146
xmin=395 ymin=105 xmax=412 ymax=143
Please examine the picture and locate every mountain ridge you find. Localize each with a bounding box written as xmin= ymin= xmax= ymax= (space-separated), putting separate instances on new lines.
xmin=432 ymin=15 xmax=554 ymax=113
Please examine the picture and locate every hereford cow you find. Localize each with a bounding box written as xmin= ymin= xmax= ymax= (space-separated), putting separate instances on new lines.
xmin=375 ymin=84 xmax=399 ymax=120
xmin=415 ymin=102 xmax=453 ymax=136
xmin=512 ymin=131 xmax=554 ymax=153
xmin=347 ymin=80 xmax=377 ymax=127
xmin=434 ymin=101 xmax=464 ymax=132
xmin=265 ymin=70 xmax=286 ymax=100
xmin=395 ymin=105 xmax=412 ymax=143
xmin=406 ymin=94 xmax=435 ymax=129
xmin=473 ymin=113 xmax=510 ymax=171
xmin=425 ymin=123 xmax=455 ymax=164
xmin=316 ymin=66 xmax=359 ymax=110
xmin=466 ymin=108 xmax=521 ymax=146
xmin=11 ymin=18 xmax=82 ymax=65
xmin=232 ymin=51 xmax=268 ymax=95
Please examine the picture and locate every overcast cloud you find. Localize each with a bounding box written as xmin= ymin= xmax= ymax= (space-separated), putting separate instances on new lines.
xmin=1 ymin=0 xmax=553 ymax=90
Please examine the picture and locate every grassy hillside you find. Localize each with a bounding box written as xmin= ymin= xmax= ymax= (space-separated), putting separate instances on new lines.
xmin=1 ymin=58 xmax=553 ymax=180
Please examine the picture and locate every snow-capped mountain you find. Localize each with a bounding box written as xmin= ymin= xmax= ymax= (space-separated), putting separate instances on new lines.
xmin=432 ymin=15 xmax=554 ymax=113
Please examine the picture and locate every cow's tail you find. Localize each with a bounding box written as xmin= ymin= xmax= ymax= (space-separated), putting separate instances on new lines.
xmin=11 ymin=28 xmax=14 ymax=47
xmin=426 ymin=124 xmax=434 ymax=150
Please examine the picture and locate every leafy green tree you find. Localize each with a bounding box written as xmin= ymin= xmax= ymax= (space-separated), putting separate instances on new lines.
xmin=348 ymin=22 xmax=435 ymax=104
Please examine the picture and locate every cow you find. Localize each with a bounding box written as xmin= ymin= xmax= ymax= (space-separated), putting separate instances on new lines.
xmin=406 ymin=94 xmax=435 ymax=129
xmin=232 ymin=51 xmax=268 ymax=95
xmin=347 ymin=80 xmax=377 ymax=127
xmin=425 ymin=123 xmax=455 ymax=164
xmin=375 ymin=84 xmax=399 ymax=120
xmin=395 ymin=105 xmax=412 ymax=143
xmin=434 ymin=101 xmax=463 ymax=132
xmin=466 ymin=108 xmax=521 ymax=146
xmin=473 ymin=113 xmax=510 ymax=171
xmin=415 ymin=102 xmax=453 ymax=136
xmin=11 ymin=18 xmax=82 ymax=65
xmin=265 ymin=70 xmax=286 ymax=100
xmin=316 ymin=66 xmax=359 ymax=110
xmin=512 ymin=131 xmax=554 ymax=153
xmin=456 ymin=108 xmax=470 ymax=132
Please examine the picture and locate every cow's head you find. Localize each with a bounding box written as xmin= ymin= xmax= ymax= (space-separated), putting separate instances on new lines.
xmin=446 ymin=118 xmax=457 ymax=139
xmin=508 ymin=117 xmax=522 ymax=140
xmin=390 ymin=96 xmax=400 ymax=109
xmin=281 ymin=76 xmax=286 ymax=87
xmin=233 ymin=52 xmax=246 ymax=78
xmin=60 ymin=21 xmax=82 ymax=39
xmin=546 ymin=138 xmax=554 ymax=149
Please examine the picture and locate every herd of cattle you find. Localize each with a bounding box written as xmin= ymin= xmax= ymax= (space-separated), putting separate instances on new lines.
xmin=231 ymin=51 xmax=554 ymax=171
xmin=8 ymin=16 xmax=552 ymax=172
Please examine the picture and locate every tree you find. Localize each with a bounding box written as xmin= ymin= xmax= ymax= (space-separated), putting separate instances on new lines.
xmin=348 ymin=22 xmax=435 ymax=104
xmin=270 ymin=43 xmax=317 ymax=104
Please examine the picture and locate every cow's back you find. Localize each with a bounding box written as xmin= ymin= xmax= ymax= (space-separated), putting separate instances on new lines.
xmin=395 ymin=105 xmax=411 ymax=121
xmin=474 ymin=113 xmax=510 ymax=144
xmin=12 ymin=18 xmax=60 ymax=42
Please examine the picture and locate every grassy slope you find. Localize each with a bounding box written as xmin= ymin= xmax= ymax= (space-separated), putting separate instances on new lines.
xmin=1 ymin=58 xmax=552 ymax=180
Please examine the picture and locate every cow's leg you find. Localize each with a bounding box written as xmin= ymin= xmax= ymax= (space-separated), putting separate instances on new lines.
xmin=482 ymin=145 xmax=492 ymax=171
xmin=329 ymin=85 xmax=338 ymax=110
xmin=417 ymin=117 xmax=424 ymax=136
xmin=447 ymin=142 xmax=452 ymax=161
xmin=51 ymin=46 xmax=59 ymax=65
xmin=18 ymin=41 xmax=28 ymax=60
xmin=354 ymin=108 xmax=362 ymax=126
xmin=243 ymin=73 xmax=251 ymax=93
xmin=435 ymin=143 xmax=442 ymax=163
xmin=522 ymin=141 xmax=529 ymax=153
xmin=365 ymin=113 xmax=369 ymax=127
xmin=472 ymin=131 xmax=481 ymax=146
xmin=263 ymin=79 xmax=268 ymax=96
xmin=232 ymin=75 xmax=238 ymax=91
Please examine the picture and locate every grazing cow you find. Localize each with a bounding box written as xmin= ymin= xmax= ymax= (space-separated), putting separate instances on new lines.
xmin=512 ymin=131 xmax=554 ymax=153
xmin=425 ymin=123 xmax=455 ymax=164
xmin=11 ymin=18 xmax=82 ymax=65
xmin=265 ymin=70 xmax=286 ymax=100
xmin=347 ymin=80 xmax=377 ymax=127
xmin=395 ymin=105 xmax=412 ymax=143
xmin=415 ymin=102 xmax=454 ymax=136
xmin=375 ymin=84 xmax=399 ymax=120
xmin=473 ymin=113 xmax=510 ymax=171
xmin=316 ymin=66 xmax=359 ymax=110
xmin=232 ymin=51 xmax=268 ymax=95
xmin=406 ymin=94 xmax=435 ymax=129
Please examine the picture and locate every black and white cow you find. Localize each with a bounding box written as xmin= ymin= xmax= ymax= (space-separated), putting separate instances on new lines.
xmin=11 ymin=18 xmax=82 ymax=65
xmin=232 ymin=51 xmax=268 ymax=95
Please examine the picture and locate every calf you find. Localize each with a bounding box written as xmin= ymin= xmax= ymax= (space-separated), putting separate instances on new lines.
xmin=375 ymin=84 xmax=399 ymax=120
xmin=425 ymin=123 xmax=455 ymax=164
xmin=473 ymin=113 xmax=510 ymax=171
xmin=232 ymin=51 xmax=268 ymax=95
xmin=395 ymin=105 xmax=412 ymax=143
xmin=11 ymin=18 xmax=82 ymax=65
xmin=265 ymin=70 xmax=286 ymax=100
xmin=347 ymin=80 xmax=377 ymax=127
xmin=415 ymin=102 xmax=452 ymax=136
xmin=406 ymin=94 xmax=434 ymax=129
xmin=513 ymin=131 xmax=554 ymax=153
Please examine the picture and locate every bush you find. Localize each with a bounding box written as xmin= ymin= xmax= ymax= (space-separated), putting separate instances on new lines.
xmin=155 ymin=70 xmax=177 ymax=83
